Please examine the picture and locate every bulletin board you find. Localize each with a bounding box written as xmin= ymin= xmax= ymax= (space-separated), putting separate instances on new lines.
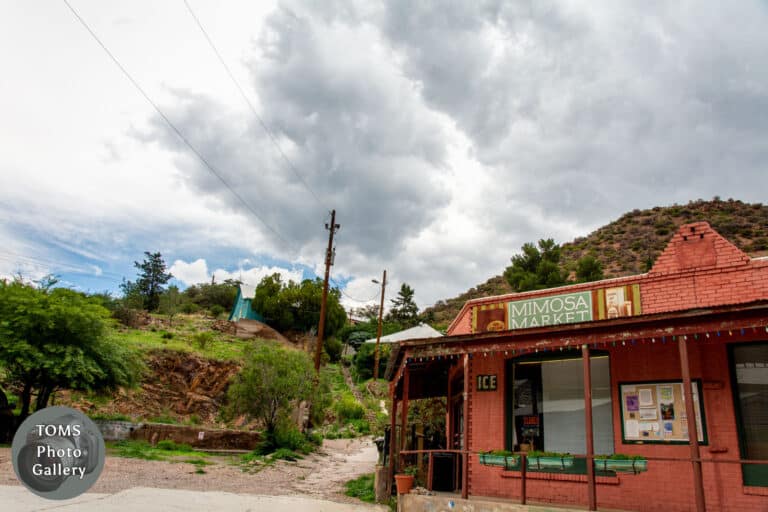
xmin=619 ymin=380 xmax=707 ymax=444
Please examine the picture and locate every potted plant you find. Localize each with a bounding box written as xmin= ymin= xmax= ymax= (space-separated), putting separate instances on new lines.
xmin=479 ymin=450 xmax=519 ymax=470
xmin=394 ymin=465 xmax=417 ymax=494
xmin=526 ymin=450 xmax=575 ymax=470
xmin=594 ymin=454 xmax=648 ymax=473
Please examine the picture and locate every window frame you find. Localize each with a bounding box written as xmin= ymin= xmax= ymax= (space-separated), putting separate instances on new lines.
xmin=504 ymin=350 xmax=611 ymax=452
xmin=728 ymin=341 xmax=768 ymax=487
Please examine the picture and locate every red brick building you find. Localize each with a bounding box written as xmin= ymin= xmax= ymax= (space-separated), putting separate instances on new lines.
xmin=385 ymin=222 xmax=768 ymax=511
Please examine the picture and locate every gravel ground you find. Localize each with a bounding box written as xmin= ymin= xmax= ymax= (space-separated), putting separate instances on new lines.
xmin=0 ymin=437 xmax=380 ymax=505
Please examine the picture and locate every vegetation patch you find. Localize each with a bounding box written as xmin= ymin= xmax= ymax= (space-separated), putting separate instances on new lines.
xmin=108 ymin=440 xmax=210 ymax=461
xmin=345 ymin=473 xmax=376 ymax=503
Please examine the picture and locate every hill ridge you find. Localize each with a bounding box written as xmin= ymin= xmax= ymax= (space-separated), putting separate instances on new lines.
xmin=424 ymin=199 xmax=768 ymax=326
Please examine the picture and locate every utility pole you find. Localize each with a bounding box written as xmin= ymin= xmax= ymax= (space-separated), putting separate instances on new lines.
xmin=373 ymin=269 xmax=387 ymax=380
xmin=314 ymin=209 xmax=339 ymax=374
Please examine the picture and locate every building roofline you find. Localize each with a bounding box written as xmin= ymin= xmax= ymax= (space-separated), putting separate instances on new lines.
xmin=388 ymin=299 xmax=768 ymax=380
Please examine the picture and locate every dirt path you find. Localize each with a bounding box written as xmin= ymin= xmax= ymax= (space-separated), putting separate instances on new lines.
xmin=341 ymin=365 xmax=383 ymax=427
xmin=0 ymin=437 xmax=381 ymax=505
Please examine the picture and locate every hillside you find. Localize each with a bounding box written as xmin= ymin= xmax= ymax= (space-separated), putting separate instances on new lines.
xmin=424 ymin=199 xmax=768 ymax=325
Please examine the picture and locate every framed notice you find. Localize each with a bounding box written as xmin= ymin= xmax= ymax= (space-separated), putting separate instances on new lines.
xmin=619 ymin=380 xmax=707 ymax=444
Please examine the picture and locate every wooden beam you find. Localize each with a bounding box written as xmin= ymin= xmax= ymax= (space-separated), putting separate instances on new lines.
xmin=400 ymin=366 xmax=410 ymax=453
xmin=679 ymin=337 xmax=706 ymax=512
xmin=582 ymin=344 xmax=596 ymax=511
xmin=387 ymin=391 xmax=398 ymax=495
xmin=461 ymin=353 xmax=469 ymax=499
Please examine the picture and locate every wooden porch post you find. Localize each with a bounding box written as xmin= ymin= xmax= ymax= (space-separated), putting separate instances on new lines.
xmin=401 ymin=366 xmax=410 ymax=453
xmin=582 ymin=344 xmax=596 ymax=511
xmin=446 ymin=374 xmax=452 ymax=446
xmin=462 ymin=353 xmax=470 ymax=499
xmin=387 ymin=385 xmax=398 ymax=494
xmin=678 ymin=337 xmax=706 ymax=512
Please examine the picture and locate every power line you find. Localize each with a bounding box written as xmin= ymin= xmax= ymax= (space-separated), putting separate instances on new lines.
xmin=182 ymin=0 xmax=328 ymax=213
xmin=330 ymin=277 xmax=380 ymax=303
xmin=61 ymin=0 xmax=296 ymax=253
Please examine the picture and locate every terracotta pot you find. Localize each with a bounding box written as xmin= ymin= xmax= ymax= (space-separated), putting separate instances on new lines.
xmin=394 ymin=474 xmax=415 ymax=495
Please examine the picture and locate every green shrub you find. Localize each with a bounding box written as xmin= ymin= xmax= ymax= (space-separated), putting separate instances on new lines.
xmin=192 ymin=331 xmax=214 ymax=350
xmin=90 ymin=412 xmax=132 ymax=422
xmin=353 ymin=343 xmax=390 ymax=381
xmin=348 ymin=418 xmax=370 ymax=434
xmin=160 ymin=331 xmax=173 ymax=339
xmin=113 ymin=306 xmax=143 ymax=328
xmin=306 ymin=431 xmax=323 ymax=446
xmin=274 ymin=423 xmax=313 ymax=454
xmin=181 ymin=302 xmax=200 ymax=314
xmin=156 ymin=440 xmax=193 ymax=452
xmin=335 ymin=395 xmax=365 ymax=421
xmin=210 ymin=305 xmax=226 ymax=317
xmin=324 ymin=337 xmax=343 ymax=362
xmin=148 ymin=413 xmax=178 ymax=424
xmin=271 ymin=448 xmax=303 ymax=461
xmin=345 ymin=473 xmax=376 ymax=503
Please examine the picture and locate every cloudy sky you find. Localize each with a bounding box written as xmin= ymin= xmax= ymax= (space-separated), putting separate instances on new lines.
xmin=2 ymin=1 xmax=767 ymax=311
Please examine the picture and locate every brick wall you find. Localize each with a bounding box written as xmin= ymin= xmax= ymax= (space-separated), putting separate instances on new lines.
xmin=464 ymin=333 xmax=768 ymax=511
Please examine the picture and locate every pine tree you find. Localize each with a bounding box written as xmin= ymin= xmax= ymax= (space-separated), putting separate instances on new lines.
xmin=388 ymin=283 xmax=419 ymax=327
xmin=131 ymin=251 xmax=173 ymax=311
xmin=503 ymin=239 xmax=568 ymax=292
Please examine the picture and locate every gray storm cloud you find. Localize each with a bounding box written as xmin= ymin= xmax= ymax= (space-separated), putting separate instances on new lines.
xmin=137 ymin=0 xmax=768 ymax=306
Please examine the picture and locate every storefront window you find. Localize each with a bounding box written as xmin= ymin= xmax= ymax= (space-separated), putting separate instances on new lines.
xmin=732 ymin=342 xmax=768 ymax=487
xmin=507 ymin=355 xmax=613 ymax=455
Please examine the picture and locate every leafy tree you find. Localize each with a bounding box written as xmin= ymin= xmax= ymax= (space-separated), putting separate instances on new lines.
xmin=503 ymin=239 xmax=568 ymax=292
xmin=0 ymin=281 xmax=141 ymax=419
xmin=158 ymin=285 xmax=181 ymax=325
xmin=181 ymin=280 xmax=239 ymax=313
xmin=251 ymin=274 xmax=346 ymax=336
xmin=347 ymin=331 xmax=372 ymax=351
xmin=118 ymin=278 xmax=144 ymax=310
xmin=125 ymin=252 xmax=173 ymax=311
xmin=350 ymin=304 xmax=380 ymax=321
xmin=575 ymin=255 xmax=604 ymax=283
xmin=323 ymin=336 xmax=343 ymax=362
xmin=227 ymin=343 xmax=314 ymax=436
xmin=353 ymin=343 xmax=391 ymax=381
xmin=387 ymin=283 xmax=419 ymax=327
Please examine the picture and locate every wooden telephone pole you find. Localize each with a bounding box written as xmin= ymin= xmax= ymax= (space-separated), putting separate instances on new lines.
xmin=373 ymin=269 xmax=387 ymax=380
xmin=314 ymin=209 xmax=339 ymax=373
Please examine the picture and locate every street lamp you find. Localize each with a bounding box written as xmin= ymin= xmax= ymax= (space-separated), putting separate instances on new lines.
xmin=373 ymin=270 xmax=387 ymax=380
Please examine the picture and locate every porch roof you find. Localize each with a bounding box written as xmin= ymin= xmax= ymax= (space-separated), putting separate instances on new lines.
xmin=385 ymin=300 xmax=768 ymax=381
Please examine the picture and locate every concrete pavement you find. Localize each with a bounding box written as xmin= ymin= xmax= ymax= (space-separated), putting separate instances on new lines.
xmin=1 ymin=486 xmax=389 ymax=512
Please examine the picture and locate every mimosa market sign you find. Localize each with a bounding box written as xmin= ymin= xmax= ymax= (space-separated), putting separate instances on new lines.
xmin=471 ymin=285 xmax=641 ymax=333
xmin=508 ymin=291 xmax=592 ymax=329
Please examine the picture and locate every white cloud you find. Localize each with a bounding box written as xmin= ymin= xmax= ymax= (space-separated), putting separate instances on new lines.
xmin=170 ymin=259 xmax=210 ymax=285
xmin=2 ymin=1 xmax=767 ymax=312
xmin=170 ymin=258 xmax=304 ymax=288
